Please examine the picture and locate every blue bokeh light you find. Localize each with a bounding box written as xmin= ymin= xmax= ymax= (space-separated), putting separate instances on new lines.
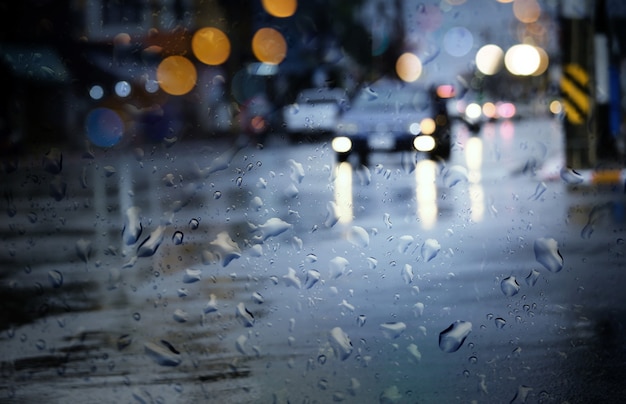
xmin=86 ymin=107 xmax=124 ymax=147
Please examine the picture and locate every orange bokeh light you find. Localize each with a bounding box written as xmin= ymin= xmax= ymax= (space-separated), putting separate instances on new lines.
xmin=262 ymin=0 xmax=297 ymax=18
xmin=192 ymin=27 xmax=231 ymax=66
xmin=156 ymin=56 xmax=197 ymax=96
xmin=395 ymin=52 xmax=423 ymax=82
xmin=513 ymin=0 xmax=541 ymax=24
xmin=252 ymin=28 xmax=287 ymax=65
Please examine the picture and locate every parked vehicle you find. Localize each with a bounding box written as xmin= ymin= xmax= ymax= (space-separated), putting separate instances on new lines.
xmin=282 ymin=87 xmax=349 ymax=142
xmin=331 ymin=78 xmax=454 ymax=165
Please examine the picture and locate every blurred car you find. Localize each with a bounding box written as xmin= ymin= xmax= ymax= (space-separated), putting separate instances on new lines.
xmin=282 ymin=87 xmax=349 ymax=142
xmin=331 ymin=78 xmax=454 ymax=165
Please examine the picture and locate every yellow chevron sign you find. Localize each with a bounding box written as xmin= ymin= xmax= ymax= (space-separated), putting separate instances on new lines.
xmin=560 ymin=63 xmax=590 ymax=124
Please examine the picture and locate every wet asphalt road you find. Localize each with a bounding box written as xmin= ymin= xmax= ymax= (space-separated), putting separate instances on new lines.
xmin=1 ymin=116 xmax=625 ymax=403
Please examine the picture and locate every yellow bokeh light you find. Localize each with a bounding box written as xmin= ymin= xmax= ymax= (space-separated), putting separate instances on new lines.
xmin=504 ymin=44 xmax=540 ymax=76
xmin=395 ymin=52 xmax=423 ymax=82
xmin=262 ymin=0 xmax=297 ymax=18
xmin=157 ymin=55 xmax=197 ymax=96
xmin=513 ymin=0 xmax=541 ymax=23
xmin=475 ymin=44 xmax=504 ymax=75
xmin=532 ymin=46 xmax=549 ymax=76
xmin=252 ymin=28 xmax=287 ymax=65
xmin=192 ymin=27 xmax=231 ymax=66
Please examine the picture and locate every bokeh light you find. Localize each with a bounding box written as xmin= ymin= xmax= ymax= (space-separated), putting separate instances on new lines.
xmin=192 ymin=27 xmax=231 ymax=66
xmin=252 ymin=28 xmax=287 ymax=65
xmin=504 ymin=44 xmax=540 ymax=76
xmin=443 ymin=26 xmax=473 ymax=57
xmin=475 ymin=44 xmax=504 ymax=75
xmin=114 ymin=81 xmax=131 ymax=97
xmin=157 ymin=55 xmax=197 ymax=95
xmin=513 ymin=0 xmax=541 ymax=23
xmin=395 ymin=52 xmax=423 ymax=82
xmin=89 ymin=85 xmax=104 ymax=100
xmin=86 ymin=107 xmax=124 ymax=147
xmin=262 ymin=0 xmax=297 ymax=18
xmin=532 ymin=46 xmax=549 ymax=76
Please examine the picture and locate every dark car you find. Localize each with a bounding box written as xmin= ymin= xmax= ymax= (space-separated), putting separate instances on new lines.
xmin=331 ymin=78 xmax=454 ymax=165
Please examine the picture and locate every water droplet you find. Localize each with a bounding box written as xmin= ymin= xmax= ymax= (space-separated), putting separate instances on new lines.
xmin=252 ymin=292 xmax=264 ymax=304
xmin=250 ymin=196 xmax=263 ymax=211
xmin=305 ymin=269 xmax=321 ymax=289
xmin=137 ymin=226 xmax=165 ymax=258
xmin=43 ymin=148 xmax=63 ymax=174
xmin=383 ymin=213 xmax=393 ymax=229
xmin=117 ymin=334 xmax=132 ymax=350
xmin=287 ymin=159 xmax=305 ymax=184
xmin=48 ymin=270 xmax=63 ymax=288
xmin=235 ymin=334 xmax=248 ymax=355
xmin=380 ymin=322 xmax=407 ymax=339
xmin=183 ymin=268 xmax=202 ymax=283
xmin=236 ymin=302 xmax=255 ymax=327
xmin=500 ymin=276 xmax=520 ymax=297
xmin=27 ymin=212 xmax=38 ymax=224
xmin=173 ymin=309 xmax=188 ymax=323
xmin=380 ymin=386 xmax=402 ymax=403
xmin=495 ymin=317 xmax=506 ymax=329
xmin=144 ymin=341 xmax=182 ymax=366
xmin=439 ymin=320 xmax=472 ymax=353
xmin=397 ymin=235 xmax=413 ymax=253
xmin=317 ymin=354 xmax=327 ymax=365
xmin=328 ymin=327 xmax=353 ymax=360
xmin=208 ymin=231 xmax=242 ymax=267
xmin=510 ymin=385 xmax=533 ymax=403
xmin=347 ymin=226 xmax=369 ymax=248
xmin=413 ymin=302 xmax=425 ymax=317
xmin=421 ymin=238 xmax=441 ymax=262
xmin=172 ymin=231 xmax=184 ymax=245
xmin=189 ymin=218 xmax=200 ymax=230
xmin=407 ymin=343 xmax=422 ymax=363
xmin=103 ymin=165 xmax=116 ymax=177
xmin=251 ymin=217 xmax=292 ymax=240
xmin=329 ymin=256 xmax=349 ymax=279
xmin=560 ymin=167 xmax=583 ymax=184
xmin=75 ymin=238 xmax=92 ymax=263
xmin=122 ymin=207 xmax=142 ymax=246
xmin=283 ymin=267 xmax=302 ymax=289
xmin=324 ymin=201 xmax=340 ymax=228
xmin=525 ymin=269 xmax=540 ymax=286
xmin=401 ymin=264 xmax=414 ymax=284
xmin=443 ymin=165 xmax=468 ymax=187
xmin=357 ymin=315 xmax=367 ymax=327
xmin=529 ymin=181 xmax=547 ymax=200
xmin=49 ymin=175 xmax=67 ymax=201
xmin=534 ymin=237 xmax=563 ymax=273
xmin=204 ymin=294 xmax=218 ymax=314
xmin=133 ymin=312 xmax=141 ymax=321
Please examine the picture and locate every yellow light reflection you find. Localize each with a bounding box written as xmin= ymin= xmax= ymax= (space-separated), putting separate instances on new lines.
xmin=513 ymin=0 xmax=541 ymax=23
xmin=532 ymin=46 xmax=549 ymax=76
xmin=396 ymin=53 xmax=423 ymax=83
xmin=157 ymin=55 xmax=197 ymax=95
xmin=262 ymin=0 xmax=297 ymax=18
xmin=192 ymin=27 xmax=231 ymax=66
xmin=475 ymin=44 xmax=504 ymax=75
xmin=465 ymin=136 xmax=484 ymax=222
xmin=334 ymin=162 xmax=353 ymax=224
xmin=415 ymin=159 xmax=438 ymax=230
xmin=252 ymin=28 xmax=287 ymax=65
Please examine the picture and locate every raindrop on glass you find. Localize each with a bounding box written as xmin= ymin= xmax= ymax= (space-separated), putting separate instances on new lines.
xmin=172 ymin=231 xmax=184 ymax=245
xmin=380 ymin=322 xmax=407 ymax=339
xmin=439 ymin=320 xmax=472 ymax=353
xmin=347 ymin=226 xmax=369 ymax=248
xmin=48 ymin=270 xmax=63 ymax=288
xmin=189 ymin=218 xmax=200 ymax=230
xmin=137 ymin=226 xmax=165 ymax=258
xmin=421 ymin=238 xmax=441 ymax=262
xmin=560 ymin=167 xmax=583 ymax=184
xmin=525 ymin=269 xmax=540 ymax=286
xmin=328 ymin=327 xmax=353 ymax=360
xmin=305 ymin=269 xmax=321 ymax=289
xmin=500 ymin=276 xmax=520 ymax=297
xmin=534 ymin=237 xmax=563 ymax=273
xmin=495 ymin=317 xmax=506 ymax=329
xmin=236 ymin=302 xmax=255 ymax=327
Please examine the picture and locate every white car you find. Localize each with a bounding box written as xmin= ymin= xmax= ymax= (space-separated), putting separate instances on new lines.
xmin=282 ymin=88 xmax=348 ymax=142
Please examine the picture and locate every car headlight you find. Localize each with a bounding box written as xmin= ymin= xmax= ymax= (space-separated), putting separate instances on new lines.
xmin=414 ymin=135 xmax=435 ymax=152
xmin=332 ymin=136 xmax=352 ymax=153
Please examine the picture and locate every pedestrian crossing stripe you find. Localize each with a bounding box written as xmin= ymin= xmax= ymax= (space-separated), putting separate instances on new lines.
xmin=560 ymin=63 xmax=590 ymax=125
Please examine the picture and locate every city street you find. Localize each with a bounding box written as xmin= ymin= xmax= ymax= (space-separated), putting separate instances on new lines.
xmin=1 ymin=116 xmax=625 ymax=403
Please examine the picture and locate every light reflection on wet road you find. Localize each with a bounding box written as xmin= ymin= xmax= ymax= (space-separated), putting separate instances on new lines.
xmin=1 ymin=117 xmax=625 ymax=403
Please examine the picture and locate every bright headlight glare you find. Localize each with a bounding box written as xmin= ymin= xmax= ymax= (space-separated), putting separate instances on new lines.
xmin=414 ymin=135 xmax=435 ymax=152
xmin=332 ymin=136 xmax=352 ymax=153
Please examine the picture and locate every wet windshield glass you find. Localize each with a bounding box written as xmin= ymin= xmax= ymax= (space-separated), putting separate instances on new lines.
xmin=1 ymin=1 xmax=626 ymax=403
